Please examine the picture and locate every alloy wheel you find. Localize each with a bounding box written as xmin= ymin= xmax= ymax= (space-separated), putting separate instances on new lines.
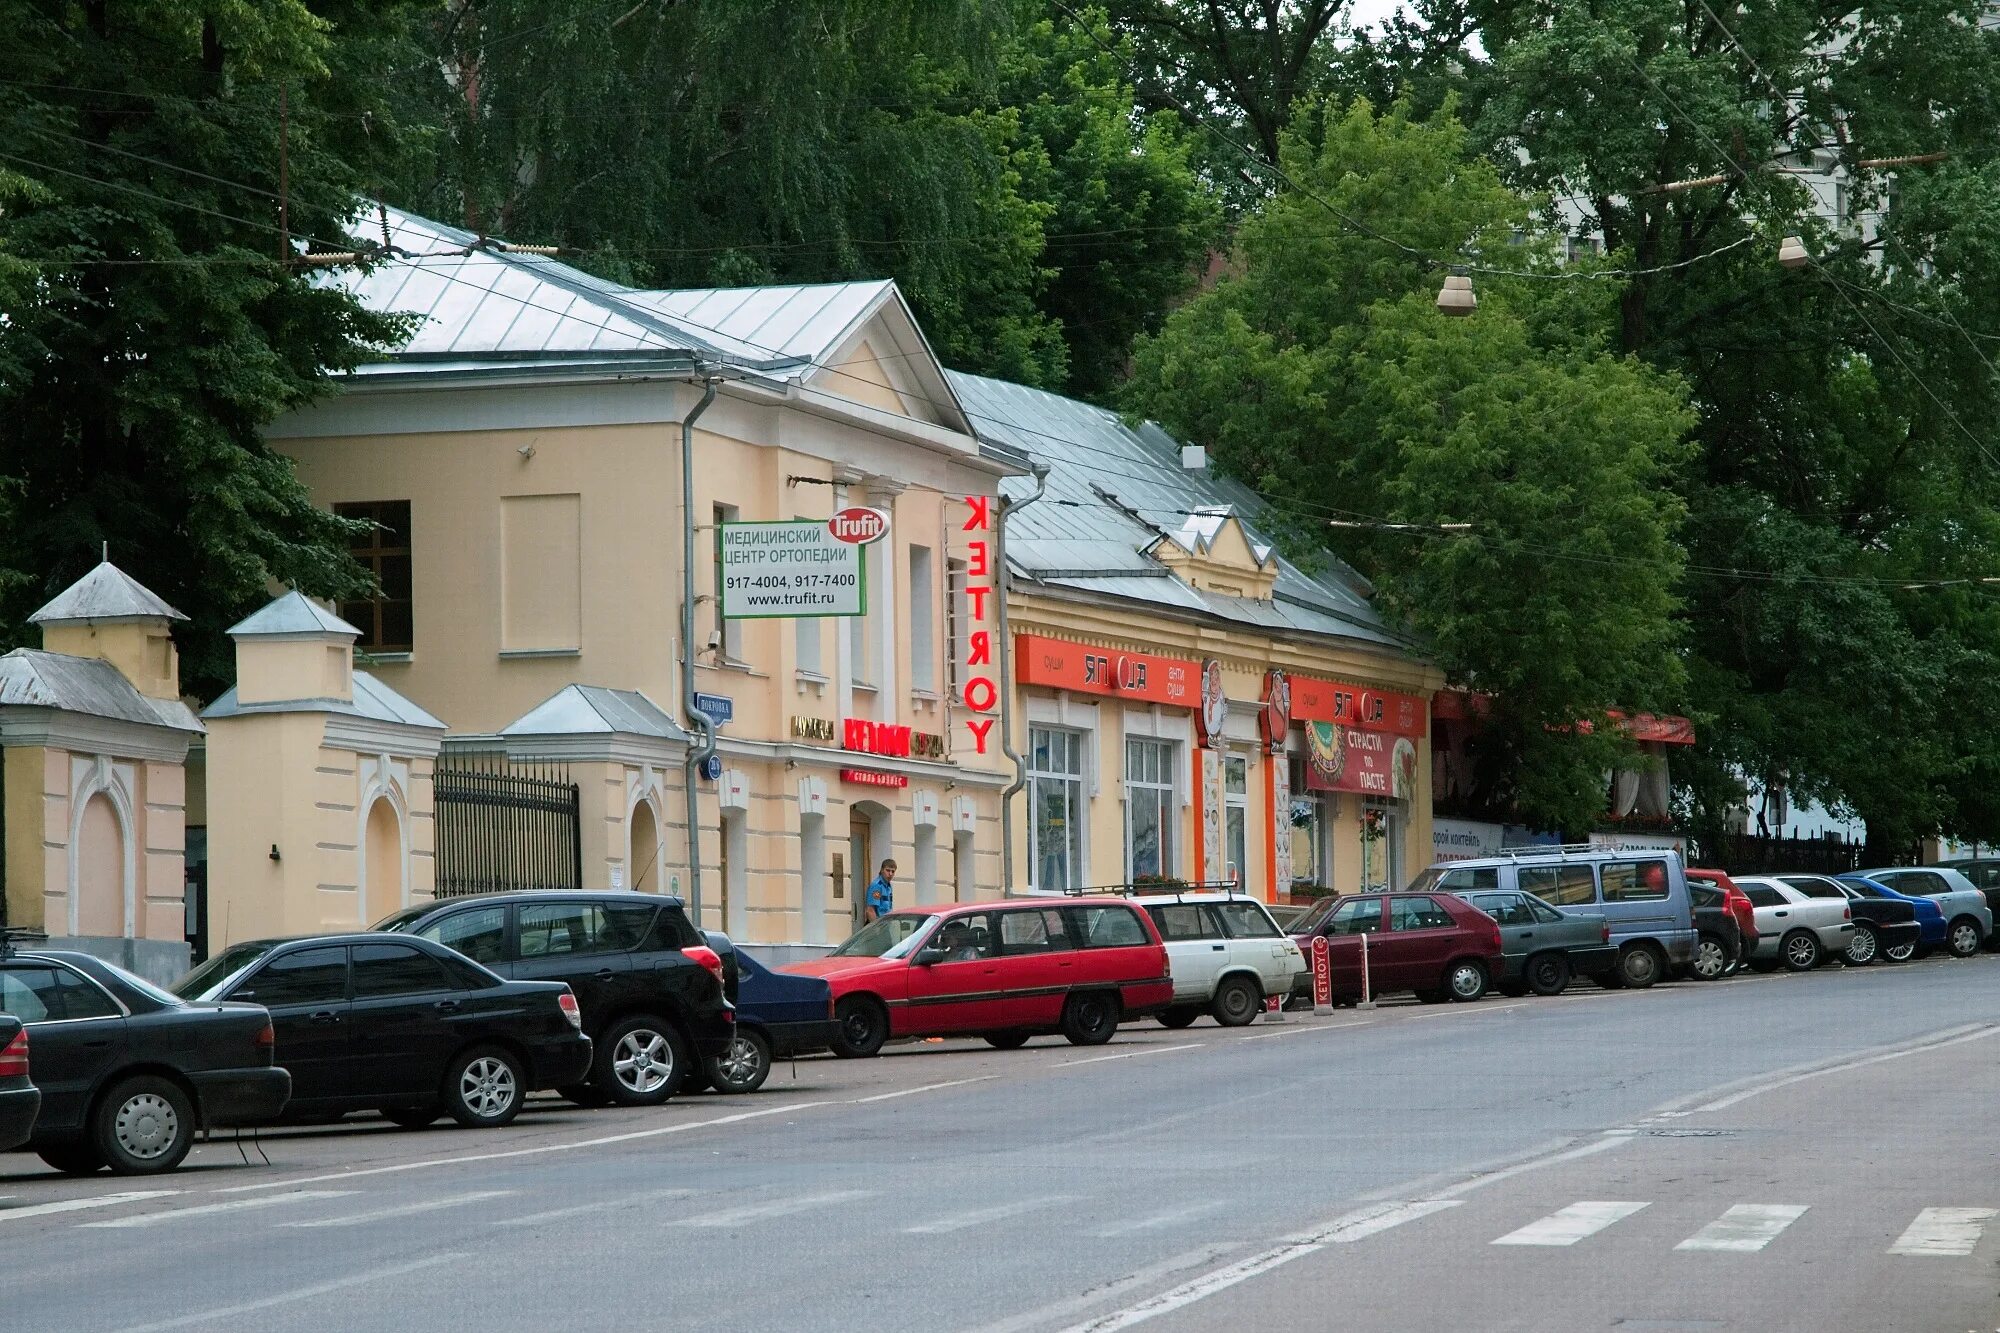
xmin=1693 ymin=939 xmax=1727 ymax=979
xmin=614 ymin=1029 xmax=675 ymax=1096
xmin=716 ymin=1036 xmax=762 ymax=1085
xmin=113 ymin=1093 xmax=180 ymax=1162
xmin=1845 ymin=928 xmax=1878 ymax=965
xmin=1951 ymin=923 xmax=1981 ymax=957
xmin=459 ymin=1056 xmax=518 ymax=1120
xmin=1785 ymin=934 xmax=1818 ymax=968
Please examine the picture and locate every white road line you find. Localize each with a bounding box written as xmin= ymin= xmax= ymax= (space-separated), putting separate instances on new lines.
xmin=493 ymin=1188 xmax=695 ymax=1228
xmin=1675 ymin=1204 xmax=1809 ymax=1252
xmin=1441 ymin=1133 xmax=1631 ymax=1198
xmin=1057 ymin=1043 xmax=1203 ymax=1068
xmin=961 ymin=1245 xmax=1239 ymax=1333
xmin=846 ymin=1075 xmax=997 ymax=1104
xmin=1679 ymin=1024 xmax=2000 ymax=1115
xmin=1316 ymin=1199 xmax=1463 ymax=1243
xmin=1889 ymin=1207 xmax=1997 ymax=1257
xmin=904 ymin=1194 xmax=1072 ymax=1235
xmin=1402 ymin=1002 xmax=1529 ymax=1020
xmin=1093 ymin=1201 xmax=1227 ymax=1236
xmin=673 ymin=1189 xmax=871 ymax=1228
xmin=216 ymin=1100 xmax=835 ymax=1193
xmin=1493 ymin=1201 xmax=1650 ymax=1247
xmin=284 ymin=1189 xmax=515 ymax=1229
xmin=81 ymin=1190 xmax=356 ymax=1229
xmin=0 ymin=1191 xmax=179 ymax=1223
xmin=106 ymin=1253 xmax=464 ymax=1333
xmin=1240 ymin=1021 xmax=1370 ymax=1041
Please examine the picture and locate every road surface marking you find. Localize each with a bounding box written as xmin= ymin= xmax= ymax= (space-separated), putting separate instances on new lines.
xmin=1889 ymin=1207 xmax=1997 ymax=1257
xmin=1240 ymin=1021 xmax=1370 ymax=1041
xmin=1679 ymin=1024 xmax=2000 ymax=1114
xmin=216 ymin=1100 xmax=836 ymax=1193
xmin=284 ymin=1189 xmax=515 ymax=1229
xmin=0 ymin=1190 xmax=179 ymax=1223
xmin=673 ymin=1189 xmax=871 ymax=1228
xmin=905 ymin=1194 xmax=1073 ymax=1235
xmin=1057 ymin=1043 xmax=1203 ymax=1068
xmin=81 ymin=1189 xmax=356 ymax=1229
xmin=1675 ymin=1204 xmax=1809 ymax=1252
xmin=1493 ymin=1201 xmax=1650 ymax=1246
xmin=1094 ymin=1202 xmax=1227 ymax=1236
xmin=494 ymin=1188 xmax=695 ymax=1228
xmin=106 ymin=1253 xmax=463 ymax=1333
xmin=1402 ymin=1002 xmax=1528 ymax=1020
xmin=846 ymin=1075 xmax=997 ymax=1104
xmin=1318 ymin=1199 xmax=1462 ymax=1243
xmin=1442 ymin=1133 xmax=1631 ymax=1198
xmin=962 ymin=1245 xmax=1239 ymax=1333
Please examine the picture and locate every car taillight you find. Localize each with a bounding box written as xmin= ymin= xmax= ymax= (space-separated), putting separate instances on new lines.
xmin=1843 ymin=906 xmax=1852 ymax=920
xmin=557 ymin=991 xmax=583 ymax=1031
xmin=682 ymin=945 xmax=727 ymax=987
xmin=1601 ymin=922 xmax=1611 ymax=943
xmin=0 ymin=1029 xmax=27 ymax=1078
xmin=255 ymin=1023 xmax=275 ymax=1049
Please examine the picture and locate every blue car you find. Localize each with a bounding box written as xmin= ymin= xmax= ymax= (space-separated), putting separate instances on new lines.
xmin=1840 ymin=875 xmax=1946 ymax=960
xmin=699 ymin=933 xmax=840 ymax=1094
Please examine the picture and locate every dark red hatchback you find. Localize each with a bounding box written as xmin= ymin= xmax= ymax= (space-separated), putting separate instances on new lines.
xmin=1287 ymin=891 xmax=1505 ymax=1004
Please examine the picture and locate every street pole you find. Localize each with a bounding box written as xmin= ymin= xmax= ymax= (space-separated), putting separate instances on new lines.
xmin=680 ymin=377 xmax=721 ymax=922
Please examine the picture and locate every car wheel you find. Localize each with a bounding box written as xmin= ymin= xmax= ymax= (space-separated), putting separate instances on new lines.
xmin=1884 ymin=938 xmax=1917 ymax=963
xmin=379 ymin=1106 xmax=441 ymax=1130
xmin=1060 ymin=992 xmax=1121 ymax=1046
xmin=833 ymin=996 xmax=889 ymax=1058
xmin=1844 ymin=924 xmax=1879 ymax=966
xmin=1211 ymin=976 xmax=1263 ymax=1027
xmin=707 ymin=1029 xmax=772 ymax=1095
xmin=1526 ymin=952 xmax=1572 ymax=996
xmin=442 ymin=1046 xmax=526 ymax=1128
xmin=36 ymin=1143 xmax=105 ymax=1176
xmin=558 ymin=1083 xmax=611 ymax=1108
xmin=93 ymin=1075 xmax=195 ymax=1175
xmin=1780 ymin=929 xmax=1821 ymax=972
xmin=1947 ymin=917 xmax=1983 ymax=958
xmin=594 ymin=1015 xmax=688 ymax=1106
xmin=1690 ymin=935 xmax=1730 ymax=981
xmin=1445 ymin=960 xmax=1489 ymax=1002
xmin=1157 ymin=1006 xmax=1201 ymax=1029
xmin=1618 ymin=944 xmax=1665 ymax=989
xmin=984 ymin=1032 xmax=1032 ymax=1050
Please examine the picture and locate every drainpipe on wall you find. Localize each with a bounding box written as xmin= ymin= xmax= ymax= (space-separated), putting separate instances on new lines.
xmin=996 ymin=461 xmax=1050 ymax=893
xmin=680 ymin=377 xmax=722 ymax=919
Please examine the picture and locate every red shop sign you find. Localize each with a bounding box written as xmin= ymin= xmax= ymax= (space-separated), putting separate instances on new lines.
xmin=1014 ymin=635 xmax=1199 ymax=708
xmin=1311 ymin=935 xmax=1332 ymax=1008
xmin=840 ymin=768 xmax=908 ymax=789
xmin=1302 ymin=722 xmax=1421 ymax=799
xmin=1289 ymin=676 xmax=1427 ymax=737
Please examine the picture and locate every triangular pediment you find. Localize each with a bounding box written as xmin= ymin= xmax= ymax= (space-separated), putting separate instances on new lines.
xmin=1146 ymin=507 xmax=1278 ymax=600
xmin=807 ymin=298 xmax=969 ymax=432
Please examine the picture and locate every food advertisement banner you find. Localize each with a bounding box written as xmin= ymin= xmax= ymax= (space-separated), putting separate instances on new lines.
xmin=1289 ymin=677 xmax=1427 ymax=737
xmin=1303 ymin=721 xmax=1420 ymax=798
xmin=1013 ymin=635 xmax=1199 ymax=708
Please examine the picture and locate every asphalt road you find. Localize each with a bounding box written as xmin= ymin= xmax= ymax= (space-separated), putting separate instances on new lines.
xmin=6 ymin=955 xmax=2000 ymax=1333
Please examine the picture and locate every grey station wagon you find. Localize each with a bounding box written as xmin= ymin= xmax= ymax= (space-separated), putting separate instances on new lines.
xmin=1408 ymin=847 xmax=1698 ymax=989
xmin=1454 ymin=886 xmax=1618 ymax=996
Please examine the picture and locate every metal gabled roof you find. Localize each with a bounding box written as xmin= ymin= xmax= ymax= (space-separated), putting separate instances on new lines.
xmin=945 ymin=371 xmax=1410 ymax=651
xmin=501 ymin=684 xmax=689 ymax=742
xmin=226 ymin=591 xmax=359 ymax=640
xmin=199 ymin=672 xmax=445 ymax=730
xmin=0 ymin=650 xmax=203 ymax=732
xmin=29 ymin=562 xmax=187 ymax=625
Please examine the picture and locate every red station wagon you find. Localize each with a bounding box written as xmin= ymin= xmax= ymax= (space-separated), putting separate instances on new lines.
xmin=782 ymin=900 xmax=1174 ymax=1056
xmin=1287 ymin=891 xmax=1505 ymax=1004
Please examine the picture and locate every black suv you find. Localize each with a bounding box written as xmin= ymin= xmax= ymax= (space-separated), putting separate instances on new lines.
xmin=374 ymin=892 xmax=732 ymax=1107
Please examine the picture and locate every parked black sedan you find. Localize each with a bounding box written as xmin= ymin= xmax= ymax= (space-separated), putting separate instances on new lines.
xmin=173 ymin=933 xmax=591 ymax=1129
xmin=1780 ymin=874 xmax=1923 ymax=965
xmin=1 ymin=950 xmax=288 ymax=1174
xmin=0 ymin=1015 xmax=38 ymax=1152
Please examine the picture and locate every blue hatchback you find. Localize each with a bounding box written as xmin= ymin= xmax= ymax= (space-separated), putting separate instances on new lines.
xmin=1840 ymin=875 xmax=1945 ymax=957
xmin=700 ymin=933 xmax=840 ymax=1094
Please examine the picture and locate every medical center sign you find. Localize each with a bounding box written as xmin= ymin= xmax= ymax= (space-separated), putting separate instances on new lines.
xmin=719 ymin=508 xmax=886 ymax=619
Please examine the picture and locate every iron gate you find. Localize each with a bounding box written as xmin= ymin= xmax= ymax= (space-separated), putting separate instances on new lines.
xmin=434 ymin=754 xmax=583 ymax=896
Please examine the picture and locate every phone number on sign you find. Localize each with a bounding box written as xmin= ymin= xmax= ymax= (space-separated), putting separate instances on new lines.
xmin=725 ymin=573 xmax=858 ymax=591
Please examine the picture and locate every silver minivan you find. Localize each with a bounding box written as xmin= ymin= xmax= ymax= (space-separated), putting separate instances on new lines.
xmin=1411 ymin=846 xmax=1699 ymax=988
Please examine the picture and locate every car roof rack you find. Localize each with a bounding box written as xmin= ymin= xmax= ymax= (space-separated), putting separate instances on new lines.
xmin=1048 ymin=880 xmax=1251 ymax=903
xmin=0 ymin=927 xmax=49 ymax=961
xmin=1476 ymin=844 xmax=1681 ymax=860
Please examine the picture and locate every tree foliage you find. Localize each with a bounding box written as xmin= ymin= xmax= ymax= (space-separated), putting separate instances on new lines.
xmin=0 ymin=0 xmax=425 ymax=695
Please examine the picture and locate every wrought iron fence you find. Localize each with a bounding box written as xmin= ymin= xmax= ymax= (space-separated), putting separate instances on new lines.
xmin=434 ymin=754 xmax=582 ymax=897
xmin=1687 ymin=832 xmax=1866 ymax=877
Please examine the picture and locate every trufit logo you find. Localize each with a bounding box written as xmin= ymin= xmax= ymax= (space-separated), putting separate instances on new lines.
xmin=827 ymin=507 xmax=890 ymax=545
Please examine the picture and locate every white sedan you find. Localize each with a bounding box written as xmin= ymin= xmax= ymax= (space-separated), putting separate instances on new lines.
xmin=1734 ymin=876 xmax=1856 ymax=971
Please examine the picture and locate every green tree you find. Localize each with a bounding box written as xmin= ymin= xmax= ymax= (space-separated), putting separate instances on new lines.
xmin=1128 ymin=100 xmax=1695 ymax=831
xmin=0 ymin=0 xmax=425 ymax=696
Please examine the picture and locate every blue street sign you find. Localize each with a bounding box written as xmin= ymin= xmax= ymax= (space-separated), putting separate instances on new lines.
xmin=700 ymin=755 xmax=723 ymax=781
xmin=693 ymin=692 xmax=734 ymax=726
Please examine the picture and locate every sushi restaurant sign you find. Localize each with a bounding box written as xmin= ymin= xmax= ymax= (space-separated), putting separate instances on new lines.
xmin=1291 ymin=676 xmax=1426 ymax=799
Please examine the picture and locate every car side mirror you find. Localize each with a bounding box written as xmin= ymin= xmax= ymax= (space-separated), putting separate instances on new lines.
xmin=913 ymin=946 xmax=947 ymax=967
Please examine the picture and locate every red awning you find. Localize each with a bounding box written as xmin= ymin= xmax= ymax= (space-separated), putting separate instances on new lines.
xmin=1433 ymin=690 xmax=1693 ymax=745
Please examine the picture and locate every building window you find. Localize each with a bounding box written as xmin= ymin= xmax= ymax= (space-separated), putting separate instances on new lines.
xmin=1124 ymin=736 xmax=1177 ymax=880
xmin=711 ymin=504 xmax=742 ymax=663
xmin=336 ymin=500 xmax=412 ymax=653
xmin=499 ymin=493 xmax=581 ymax=653
xmin=946 ymin=557 xmax=968 ymax=699
xmin=1224 ymin=753 xmax=1249 ymax=885
xmin=909 ymin=544 xmax=936 ymax=692
xmin=1029 ymin=726 xmax=1086 ymax=891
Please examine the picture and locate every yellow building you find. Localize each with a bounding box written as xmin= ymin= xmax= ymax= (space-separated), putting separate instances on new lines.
xmin=950 ymin=374 xmax=1443 ymax=903
xmin=258 ymin=207 xmax=1023 ymax=954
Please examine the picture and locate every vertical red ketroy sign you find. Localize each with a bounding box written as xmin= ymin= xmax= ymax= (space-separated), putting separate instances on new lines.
xmin=961 ymin=495 xmax=999 ymax=755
